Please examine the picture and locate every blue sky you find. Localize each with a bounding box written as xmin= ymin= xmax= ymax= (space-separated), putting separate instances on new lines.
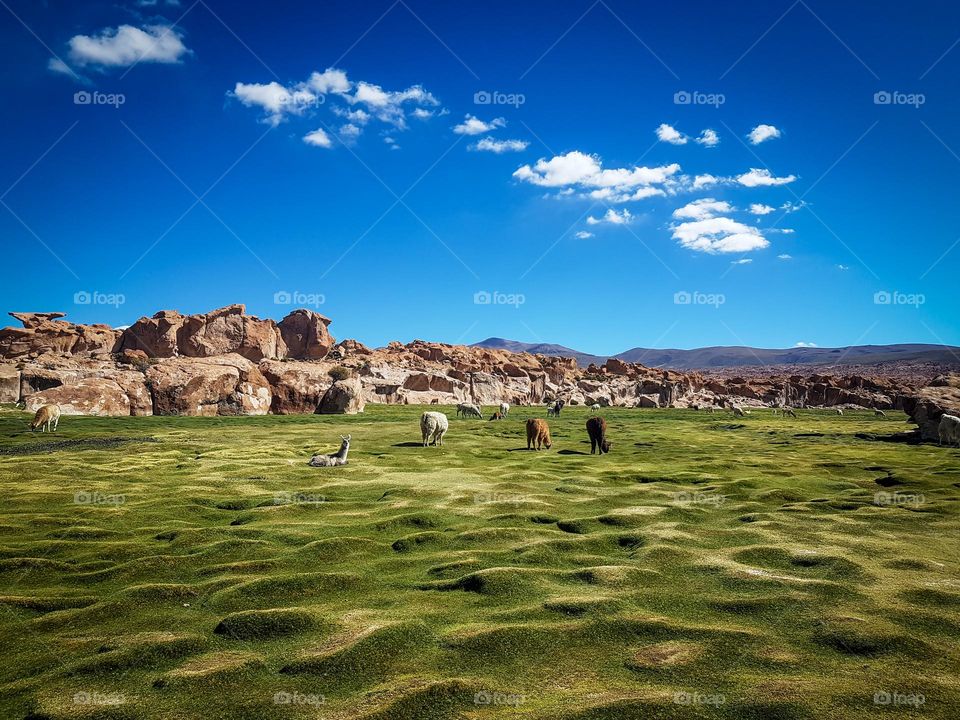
xmin=1 ymin=0 xmax=958 ymax=354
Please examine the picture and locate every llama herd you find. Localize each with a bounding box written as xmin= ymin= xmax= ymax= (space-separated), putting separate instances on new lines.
xmin=16 ymin=401 xmax=960 ymax=461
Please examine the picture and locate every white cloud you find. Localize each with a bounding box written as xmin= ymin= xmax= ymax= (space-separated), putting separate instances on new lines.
xmin=339 ymin=123 xmax=361 ymax=139
xmin=307 ymin=68 xmax=350 ymax=95
xmin=454 ymin=114 xmax=506 ymax=135
xmin=731 ymin=258 xmax=753 ymax=265
xmin=695 ymin=128 xmax=719 ymax=147
xmin=837 ymin=264 xmax=850 ymax=271
xmin=383 ymin=137 xmax=400 ymax=150
xmin=749 ymin=203 xmax=775 ymax=215
xmin=513 ymin=151 xmax=680 ymax=203
xmin=671 ymin=216 xmax=769 ymax=253
xmin=748 ymin=124 xmax=781 ymax=144
xmin=232 ymin=68 xmax=438 ymax=133
xmin=672 ymin=198 xmax=733 ymax=220
xmin=656 ymin=123 xmax=687 ymax=145
xmin=780 ymin=200 xmax=808 ymax=213
xmin=303 ymin=128 xmax=333 ymax=148
xmin=411 ymin=108 xmax=434 ymax=119
xmin=737 ymin=168 xmax=796 ymax=187
xmin=233 ymin=81 xmax=319 ymax=125
xmin=471 ymin=137 xmax=529 ymax=153
xmin=777 ymin=254 xmax=792 ymax=260
xmin=575 ymin=231 xmax=594 ymax=239
xmin=692 ymin=174 xmax=720 ymax=189
xmin=587 ymin=208 xmax=633 ymax=225
xmin=794 ymin=341 xmax=817 ymax=347
xmin=68 ymin=24 xmax=189 ymax=67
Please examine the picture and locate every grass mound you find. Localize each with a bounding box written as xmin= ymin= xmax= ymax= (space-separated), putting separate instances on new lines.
xmin=214 ymin=608 xmax=317 ymax=640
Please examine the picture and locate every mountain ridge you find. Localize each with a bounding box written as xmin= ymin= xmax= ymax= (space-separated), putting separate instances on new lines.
xmin=472 ymin=338 xmax=960 ymax=370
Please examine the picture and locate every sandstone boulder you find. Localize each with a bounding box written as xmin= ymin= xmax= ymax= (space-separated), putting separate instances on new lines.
xmin=26 ymin=377 xmax=131 ymax=416
xmin=0 ymin=312 xmax=120 ymax=358
xmin=902 ymin=385 xmax=960 ymax=442
xmin=0 ymin=364 xmax=19 ymax=403
xmin=120 ymin=305 xmax=285 ymax=361
xmin=278 ymin=309 xmax=336 ymax=359
xmin=146 ymin=354 xmax=271 ymax=416
xmin=259 ymin=360 xmax=333 ymax=414
xmin=316 ymin=377 xmax=365 ymax=414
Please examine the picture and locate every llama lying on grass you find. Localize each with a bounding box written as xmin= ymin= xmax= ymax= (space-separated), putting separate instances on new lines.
xmin=526 ymin=418 xmax=552 ymax=450
xmin=590 ymin=403 xmax=601 ymax=411
xmin=30 ymin=404 xmax=60 ymax=432
xmin=421 ymin=412 xmax=449 ymax=446
xmin=308 ymin=435 xmax=351 ymax=467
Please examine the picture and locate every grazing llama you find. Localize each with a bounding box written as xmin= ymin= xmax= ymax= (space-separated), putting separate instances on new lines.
xmin=421 ymin=411 xmax=449 ymax=446
xmin=308 ymin=435 xmax=351 ymax=467
xmin=489 ymin=411 xmax=504 ymax=421
xmin=586 ymin=416 xmax=610 ymax=454
xmin=874 ymin=409 xmax=886 ymax=418
xmin=526 ymin=418 xmax=552 ymax=450
xmin=835 ymin=408 xmax=844 ymax=416
xmin=30 ymin=404 xmax=60 ymax=432
xmin=499 ymin=402 xmax=509 ymax=417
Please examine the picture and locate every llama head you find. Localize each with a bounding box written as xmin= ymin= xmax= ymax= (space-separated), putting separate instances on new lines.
xmin=340 ymin=434 xmax=351 ymax=447
xmin=601 ymin=440 xmax=611 ymax=453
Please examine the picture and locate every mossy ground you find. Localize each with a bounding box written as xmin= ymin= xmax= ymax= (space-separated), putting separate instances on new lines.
xmin=0 ymin=404 xmax=957 ymax=719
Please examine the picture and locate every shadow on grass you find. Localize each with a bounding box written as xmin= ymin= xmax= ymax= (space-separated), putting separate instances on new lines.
xmin=557 ymin=449 xmax=588 ymax=455
xmin=392 ymin=442 xmax=427 ymax=447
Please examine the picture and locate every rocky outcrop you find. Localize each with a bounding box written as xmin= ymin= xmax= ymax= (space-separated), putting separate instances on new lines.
xmin=902 ymin=384 xmax=960 ymax=442
xmin=0 ymin=364 xmax=20 ymax=403
xmin=0 ymin=312 xmax=119 ymax=358
xmin=316 ymin=377 xmax=365 ymax=414
xmin=146 ymin=354 xmax=271 ymax=416
xmin=26 ymin=377 xmax=132 ymax=416
xmin=119 ymin=305 xmax=285 ymax=361
xmin=278 ymin=310 xmax=335 ymax=359
xmin=259 ymin=360 xmax=333 ymax=414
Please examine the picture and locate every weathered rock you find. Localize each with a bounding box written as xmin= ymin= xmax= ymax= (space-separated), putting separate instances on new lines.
xmin=278 ymin=309 xmax=336 ymax=359
xmin=902 ymin=385 xmax=960 ymax=442
xmin=146 ymin=354 xmax=271 ymax=416
xmin=259 ymin=360 xmax=333 ymax=414
xmin=26 ymin=377 xmax=131 ymax=416
xmin=120 ymin=305 xmax=286 ymax=361
xmin=316 ymin=377 xmax=365 ymax=414
xmin=0 ymin=364 xmax=20 ymax=403
xmin=0 ymin=312 xmax=120 ymax=358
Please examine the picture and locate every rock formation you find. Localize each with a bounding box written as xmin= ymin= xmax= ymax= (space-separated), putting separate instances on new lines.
xmin=0 ymin=305 xmax=948 ymax=441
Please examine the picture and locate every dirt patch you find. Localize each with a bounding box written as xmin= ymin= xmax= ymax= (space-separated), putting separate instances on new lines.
xmin=0 ymin=437 xmax=158 ymax=456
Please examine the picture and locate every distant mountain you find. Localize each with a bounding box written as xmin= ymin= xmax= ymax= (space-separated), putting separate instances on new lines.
xmin=473 ymin=338 xmax=960 ymax=371
xmin=472 ymin=337 xmax=607 ymax=368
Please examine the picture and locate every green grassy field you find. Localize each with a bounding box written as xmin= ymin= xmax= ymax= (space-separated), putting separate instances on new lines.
xmin=0 ymin=405 xmax=958 ymax=719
